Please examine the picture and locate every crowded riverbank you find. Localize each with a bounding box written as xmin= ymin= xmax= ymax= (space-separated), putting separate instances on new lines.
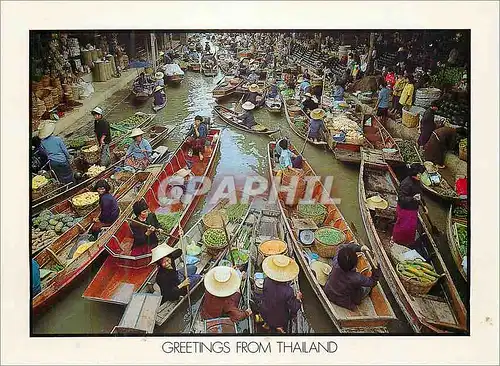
xmin=30 ymin=31 xmax=469 ymax=335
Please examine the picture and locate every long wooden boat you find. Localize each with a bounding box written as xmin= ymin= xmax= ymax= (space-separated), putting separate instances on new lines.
xmin=152 ymin=98 xmax=167 ymax=113
xmin=201 ymin=53 xmax=218 ymax=77
xmin=32 ymin=166 xmax=163 ymax=314
xmin=358 ymin=148 xmax=467 ymax=333
xmin=212 ymin=75 xmax=243 ymax=100
xmin=331 ymin=113 xmax=404 ymax=165
xmin=267 ymin=142 xmax=398 ymax=333
xmin=213 ymin=105 xmax=279 ymax=136
xmin=446 ymin=203 xmax=468 ymax=282
xmin=132 ymin=76 xmax=154 ymax=102
xmin=82 ymin=128 xmax=222 ymax=305
xmin=152 ymin=195 xmax=253 ymax=330
xmin=32 ymin=121 xmax=173 ymax=216
xmin=281 ymin=96 xmax=328 ymax=147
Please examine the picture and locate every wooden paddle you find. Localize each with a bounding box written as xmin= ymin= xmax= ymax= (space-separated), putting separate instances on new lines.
xmin=179 ymin=222 xmax=194 ymax=331
xmin=221 ymin=216 xmax=236 ymax=267
xmin=127 ymin=218 xmax=165 ymax=234
xmin=349 ymin=221 xmax=379 ymax=269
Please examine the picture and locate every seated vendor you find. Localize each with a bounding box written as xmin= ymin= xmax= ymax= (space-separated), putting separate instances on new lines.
xmin=153 ymin=85 xmax=166 ymax=107
xmin=302 ymin=92 xmax=319 ymax=115
xmin=124 ymin=128 xmax=153 ymax=170
xmin=201 ymin=266 xmax=252 ymax=322
xmin=243 ymin=84 xmax=262 ymax=106
xmin=150 ymin=240 xmax=202 ymax=304
xmin=186 ymin=115 xmax=208 ymax=161
xmin=154 ymin=71 xmax=165 ymax=88
xmin=257 ymin=255 xmax=302 ymax=333
xmin=90 ymin=179 xmax=119 ymax=238
xmin=129 ymin=199 xmax=163 ymax=253
xmin=238 ymin=102 xmax=257 ymax=129
xmin=267 ymin=79 xmax=279 ymax=99
xmin=277 ymin=139 xmax=303 ymax=170
xmin=323 ymin=244 xmax=381 ymax=311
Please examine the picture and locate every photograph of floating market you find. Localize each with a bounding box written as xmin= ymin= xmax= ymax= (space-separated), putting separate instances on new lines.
xmin=30 ymin=30 xmax=469 ymax=336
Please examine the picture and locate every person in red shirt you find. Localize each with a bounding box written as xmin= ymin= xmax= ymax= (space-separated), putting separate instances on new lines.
xmin=385 ymin=67 xmax=396 ymax=89
xmin=201 ymin=266 xmax=252 ymax=322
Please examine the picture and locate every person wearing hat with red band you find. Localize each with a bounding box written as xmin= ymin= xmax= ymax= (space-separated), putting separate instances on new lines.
xmin=92 ymin=106 xmax=111 ymax=167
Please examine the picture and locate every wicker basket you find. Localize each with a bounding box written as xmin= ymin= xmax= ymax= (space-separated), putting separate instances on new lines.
xmin=396 ymin=264 xmax=437 ymax=295
xmin=81 ymin=145 xmax=100 ymax=164
xmin=288 ymin=106 xmax=302 ymax=117
xmin=459 ymin=141 xmax=467 ymax=161
xmin=203 ymin=229 xmax=228 ymax=257
xmin=402 ymin=109 xmax=419 ymax=128
xmin=202 ymin=211 xmax=229 ymax=231
xmin=297 ymin=204 xmax=327 ymax=225
xmin=313 ymin=227 xmax=346 ymax=258
xmin=71 ymin=200 xmax=99 ymax=217
xmin=113 ymin=147 xmax=127 ymax=160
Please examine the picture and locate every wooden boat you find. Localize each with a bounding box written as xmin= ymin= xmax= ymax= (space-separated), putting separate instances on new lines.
xmin=32 ymin=166 xmax=163 ymax=314
xmin=212 ymin=75 xmax=243 ymax=100
xmin=213 ymin=105 xmax=279 ymax=136
xmin=32 ymin=120 xmax=173 ymax=216
xmin=132 ymin=76 xmax=154 ymax=102
xmin=446 ymin=203 xmax=468 ymax=282
xmin=267 ymin=142 xmax=398 ymax=333
xmin=331 ymin=113 xmax=404 ymax=165
xmin=174 ymin=58 xmax=188 ymax=71
xmin=82 ymin=129 xmax=222 ymax=305
xmin=281 ymin=97 xmax=328 ymax=147
xmin=150 ymin=195 xmax=253 ymax=330
xmin=358 ymin=148 xmax=467 ymax=333
xmin=265 ymin=86 xmax=282 ymax=114
xmin=201 ymin=53 xmax=218 ymax=77
xmin=152 ymin=98 xmax=167 ymax=113
xmin=111 ymin=292 xmax=162 ymax=335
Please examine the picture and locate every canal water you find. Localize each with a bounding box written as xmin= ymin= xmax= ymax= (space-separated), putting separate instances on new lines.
xmin=33 ymin=45 xmax=466 ymax=335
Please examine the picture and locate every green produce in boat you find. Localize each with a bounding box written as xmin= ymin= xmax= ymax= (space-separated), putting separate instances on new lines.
xmin=156 ymin=212 xmax=182 ymax=233
xmin=203 ymin=228 xmax=227 ymax=248
xmin=314 ymin=227 xmax=345 ymax=246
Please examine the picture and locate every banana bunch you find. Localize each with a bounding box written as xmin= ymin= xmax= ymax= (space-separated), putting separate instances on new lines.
xmin=82 ymin=145 xmax=99 ymax=153
xmin=86 ymin=165 xmax=106 ymax=178
xmin=397 ymin=260 xmax=441 ymax=283
xmin=32 ymin=175 xmax=48 ymax=190
xmin=72 ymin=191 xmax=99 ymax=207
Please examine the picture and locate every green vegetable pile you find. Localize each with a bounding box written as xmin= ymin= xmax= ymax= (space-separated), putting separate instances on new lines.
xmin=33 ymin=209 xmax=81 ymax=234
xmin=455 ymin=223 xmax=468 ymax=257
xmin=117 ymin=114 xmax=148 ymax=129
xmin=298 ymin=204 xmax=327 ymax=222
xmin=225 ymin=204 xmax=249 ymax=223
xmin=203 ymin=228 xmax=228 ymax=248
xmin=68 ymin=136 xmax=88 ymax=149
xmin=314 ymin=227 xmax=345 ymax=246
xmin=118 ymin=137 xmax=133 ymax=148
xmin=396 ymin=140 xmax=420 ymax=163
xmin=281 ymin=89 xmax=295 ymax=98
xmin=431 ymin=67 xmax=465 ymax=87
xmin=226 ymin=249 xmax=249 ymax=266
xmin=453 ymin=205 xmax=468 ymax=219
xmin=156 ymin=212 xmax=182 ymax=233
xmin=50 ymin=264 xmax=64 ymax=272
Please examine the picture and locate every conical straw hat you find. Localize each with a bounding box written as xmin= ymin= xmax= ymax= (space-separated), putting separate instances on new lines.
xmin=204 ymin=266 xmax=241 ymax=297
xmin=310 ymin=108 xmax=326 ymax=120
xmin=129 ymin=128 xmax=146 ymax=138
xmin=262 ymin=255 xmax=299 ymax=282
xmin=242 ymin=101 xmax=255 ymax=110
xmin=38 ymin=121 xmax=56 ymax=139
xmin=248 ymin=84 xmax=260 ymax=93
xmin=366 ymin=195 xmax=389 ymax=210
xmin=149 ymin=244 xmax=182 ymax=265
xmin=310 ymin=261 xmax=332 ymax=286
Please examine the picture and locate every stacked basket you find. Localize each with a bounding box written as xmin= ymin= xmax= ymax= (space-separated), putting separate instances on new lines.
xmin=414 ymin=88 xmax=441 ymax=109
xmin=81 ymin=145 xmax=100 ymax=164
xmin=402 ymin=108 xmax=419 ymax=128
xmin=297 ymin=204 xmax=327 ymax=225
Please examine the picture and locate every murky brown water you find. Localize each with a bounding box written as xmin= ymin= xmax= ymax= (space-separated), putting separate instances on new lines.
xmin=33 ymin=40 xmax=465 ymax=335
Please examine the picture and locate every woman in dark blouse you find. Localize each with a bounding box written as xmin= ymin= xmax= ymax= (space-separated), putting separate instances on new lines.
xmin=130 ymin=199 xmax=163 ymax=251
xmin=91 ymin=179 xmax=119 ymax=238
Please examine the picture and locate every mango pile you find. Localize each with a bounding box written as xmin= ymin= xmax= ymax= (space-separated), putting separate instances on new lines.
xmin=72 ymin=191 xmax=99 ymax=207
xmin=82 ymin=145 xmax=99 ymax=153
xmin=397 ymin=259 xmax=440 ymax=283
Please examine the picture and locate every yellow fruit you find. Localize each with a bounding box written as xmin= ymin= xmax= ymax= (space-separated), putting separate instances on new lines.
xmin=32 ymin=175 xmax=48 ymax=190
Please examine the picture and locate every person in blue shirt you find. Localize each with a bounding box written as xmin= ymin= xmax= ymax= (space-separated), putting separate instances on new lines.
xmin=277 ymin=139 xmax=303 ymax=170
xmin=153 ymin=85 xmax=166 ymax=108
xmin=308 ymin=108 xmax=326 ymax=143
xmin=332 ymin=82 xmax=345 ymax=102
xmin=186 ymin=115 xmax=209 ymax=161
xmin=38 ymin=121 xmax=74 ymax=184
xmin=298 ymin=77 xmax=311 ymax=95
xmin=267 ymin=79 xmax=279 ymax=98
xmin=90 ymin=179 xmax=120 ymax=238
xmin=32 ymin=259 xmax=41 ymax=297
xmin=376 ymin=79 xmax=391 ymax=123
xmin=124 ymin=128 xmax=153 ymax=170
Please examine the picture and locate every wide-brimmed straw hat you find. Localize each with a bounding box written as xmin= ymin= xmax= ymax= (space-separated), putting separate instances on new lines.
xmin=242 ymin=101 xmax=255 ymax=110
xmin=154 ymin=85 xmax=163 ymax=93
xmin=91 ymin=106 xmax=103 ymax=115
xmin=204 ymin=266 xmax=241 ymax=297
xmin=38 ymin=121 xmax=56 ymax=139
xmin=366 ymin=195 xmax=389 ymax=210
xmin=310 ymin=108 xmax=326 ymax=120
xmin=304 ymin=92 xmax=312 ymax=97
xmin=310 ymin=261 xmax=332 ymax=286
xmin=129 ymin=127 xmax=146 ymax=138
xmin=262 ymin=255 xmax=300 ymax=282
xmin=248 ymin=84 xmax=260 ymax=93
xmin=155 ymin=72 xmax=164 ymax=80
xmin=149 ymin=244 xmax=182 ymax=265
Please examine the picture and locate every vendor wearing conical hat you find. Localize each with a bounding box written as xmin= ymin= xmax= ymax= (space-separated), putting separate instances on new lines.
xmin=186 ymin=115 xmax=209 ymax=161
xmin=301 ymin=92 xmax=319 ymax=115
xmin=154 ymin=71 xmax=165 ymax=88
xmin=201 ymin=266 xmax=252 ymax=322
xmin=324 ymin=243 xmax=380 ymax=311
xmin=257 ymin=255 xmax=302 ymax=333
xmin=38 ymin=121 xmax=74 ymax=184
xmin=243 ymin=83 xmax=263 ymax=106
xmin=92 ymin=106 xmax=112 ymax=167
xmin=308 ymin=108 xmax=326 ymax=143
xmin=153 ymin=84 xmax=166 ymax=108
xmin=238 ymin=101 xmax=257 ymax=129
xmin=151 ymin=243 xmax=202 ymax=304
xmin=124 ymin=127 xmax=153 ymax=171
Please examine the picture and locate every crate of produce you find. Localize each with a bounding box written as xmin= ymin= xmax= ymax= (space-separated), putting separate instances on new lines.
xmin=402 ymin=109 xmax=419 ymax=128
xmin=313 ymin=227 xmax=346 ymax=258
